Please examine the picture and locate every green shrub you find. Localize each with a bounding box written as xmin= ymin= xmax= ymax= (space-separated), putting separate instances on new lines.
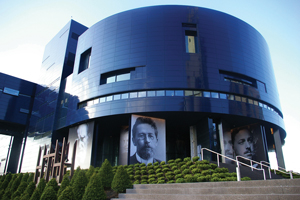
xmin=11 ymin=173 xmax=23 ymax=194
xmin=140 ymin=166 xmax=147 ymax=171
xmin=162 ymin=168 xmax=169 ymax=173
xmin=0 ymin=173 xmax=12 ymax=190
xmin=133 ymin=180 xmax=140 ymax=184
xmin=11 ymin=182 xmax=28 ymax=199
xmin=171 ymin=166 xmax=178 ymax=171
xmin=160 ymin=161 xmax=166 ymax=165
xmin=147 ymin=178 xmax=156 ymax=183
xmin=30 ymin=178 xmax=46 ymax=200
xmin=140 ymin=163 xmax=146 ymax=167
xmin=194 ymin=173 xmax=202 ymax=178
xmin=141 ymin=175 xmax=148 ymax=180
xmin=166 ymin=175 xmax=174 ymax=180
xmin=22 ymin=181 xmax=36 ymax=198
xmin=156 ymin=173 xmax=164 ymax=178
xmin=147 ymin=163 xmax=153 ymax=167
xmin=153 ymin=166 xmax=160 ymax=170
xmin=99 ymin=159 xmax=114 ymax=190
xmin=57 ymin=174 xmax=70 ymax=197
xmin=192 ymin=156 xmax=200 ymax=162
xmin=147 ymin=165 xmax=153 ymax=170
xmin=175 ymin=174 xmax=183 ymax=179
xmin=210 ymin=177 xmax=220 ymax=182
xmin=141 ymin=180 xmax=148 ymax=184
xmin=73 ymin=169 xmax=88 ymax=200
xmin=189 ymin=165 xmax=197 ymax=170
xmin=134 ymin=175 xmax=141 ymax=180
xmin=40 ymin=186 xmax=57 ymax=200
xmin=178 ymin=162 xmax=185 ymax=168
xmin=167 ymin=159 xmax=175 ymax=164
xmin=82 ymin=173 xmax=106 ymax=200
xmin=162 ymin=164 xmax=169 ymax=168
xmin=0 ymin=189 xmax=4 ymax=199
xmin=127 ymin=169 xmax=133 ymax=174
xmin=148 ymin=169 xmax=155 ymax=174
xmin=141 ymin=170 xmax=147 ymax=175
xmin=157 ymin=180 xmax=165 ymax=184
xmin=157 ymin=177 xmax=165 ymax=181
xmin=148 ymin=180 xmax=157 ymax=184
xmin=196 ymin=176 xmax=206 ymax=182
xmin=21 ymin=173 xmax=29 ymax=183
xmin=230 ymin=172 xmax=237 ymax=177
xmin=210 ymin=163 xmax=218 ymax=169
xmin=155 ymin=169 xmax=162 ymax=173
xmin=129 ymin=175 xmax=134 ymax=180
xmin=148 ymin=174 xmax=156 ymax=179
xmin=2 ymin=190 xmax=12 ymax=200
xmin=183 ymin=157 xmax=191 ymax=162
xmin=45 ymin=178 xmax=59 ymax=192
xmin=201 ymin=169 xmax=214 ymax=176
xmin=198 ymin=164 xmax=211 ymax=170
xmin=27 ymin=173 xmax=34 ymax=183
xmin=58 ymin=186 xmax=75 ymax=200
xmin=241 ymin=177 xmax=251 ymax=181
xmin=205 ymin=175 xmax=212 ymax=181
xmin=153 ymin=162 xmax=159 ymax=166
xmin=214 ymin=167 xmax=229 ymax=173
xmin=134 ymin=163 xmax=140 ymax=168
xmin=176 ymin=178 xmax=186 ymax=183
xmin=20 ymin=192 xmax=30 ymax=200
xmin=182 ymin=169 xmax=190 ymax=175
xmin=192 ymin=168 xmax=201 ymax=174
xmin=111 ymin=165 xmax=132 ymax=193
xmin=181 ymin=165 xmax=188 ymax=170
xmin=70 ymin=167 xmax=81 ymax=186
xmin=85 ymin=165 xmax=95 ymax=181
xmin=199 ymin=160 xmax=210 ymax=164
xmin=175 ymin=158 xmax=182 ymax=163
xmin=167 ymin=180 xmax=175 ymax=183
xmin=185 ymin=175 xmax=197 ymax=182
xmin=186 ymin=161 xmax=193 ymax=166
xmin=174 ymin=170 xmax=181 ymax=175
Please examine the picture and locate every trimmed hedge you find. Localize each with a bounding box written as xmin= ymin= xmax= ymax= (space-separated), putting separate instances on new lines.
xmin=111 ymin=166 xmax=132 ymax=193
xmin=82 ymin=173 xmax=106 ymax=200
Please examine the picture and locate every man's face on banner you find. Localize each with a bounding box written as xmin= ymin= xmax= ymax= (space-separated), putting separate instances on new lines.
xmin=233 ymin=129 xmax=254 ymax=159
xmin=132 ymin=123 xmax=158 ymax=160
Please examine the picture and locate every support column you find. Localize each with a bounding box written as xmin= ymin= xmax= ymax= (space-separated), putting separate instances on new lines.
xmin=273 ymin=129 xmax=285 ymax=169
xmin=190 ymin=126 xmax=197 ymax=158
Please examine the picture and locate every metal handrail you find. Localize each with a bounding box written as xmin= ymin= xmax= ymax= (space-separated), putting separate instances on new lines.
xmin=201 ymin=148 xmax=266 ymax=181
xmin=260 ymin=160 xmax=300 ymax=179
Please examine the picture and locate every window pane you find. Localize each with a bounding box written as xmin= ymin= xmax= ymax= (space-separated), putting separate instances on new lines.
xmin=116 ymin=73 xmax=130 ymax=82
xmin=253 ymin=100 xmax=258 ymax=106
xmin=100 ymin=97 xmax=106 ymax=103
xmin=107 ymin=96 xmax=113 ymax=101
xmin=147 ymin=91 xmax=155 ymax=97
xmin=107 ymin=76 xmax=116 ymax=83
xmin=242 ymin=97 xmax=247 ymax=103
xmin=130 ymin=92 xmax=137 ymax=98
xmin=114 ymin=94 xmax=121 ymax=100
xmin=259 ymin=102 xmax=263 ymax=107
xmin=166 ymin=90 xmax=174 ymax=96
xmin=121 ymin=93 xmax=128 ymax=99
xmin=248 ymin=99 xmax=253 ymax=104
xmin=203 ymin=91 xmax=210 ymax=98
xmin=94 ymin=99 xmax=99 ymax=104
xmin=175 ymin=90 xmax=184 ymax=96
xmin=220 ymin=93 xmax=226 ymax=99
xmin=156 ymin=90 xmax=165 ymax=96
xmin=185 ymin=90 xmax=193 ymax=96
xmin=235 ymin=96 xmax=241 ymax=101
xmin=138 ymin=91 xmax=146 ymax=98
xmin=227 ymin=94 xmax=234 ymax=100
xmin=211 ymin=92 xmax=219 ymax=98
xmin=194 ymin=91 xmax=202 ymax=97
xmin=87 ymin=101 xmax=93 ymax=106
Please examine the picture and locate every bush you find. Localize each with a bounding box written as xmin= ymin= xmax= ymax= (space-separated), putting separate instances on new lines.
xmin=167 ymin=180 xmax=175 ymax=183
xmin=40 ymin=186 xmax=57 ymax=200
xmin=45 ymin=178 xmax=59 ymax=192
xmin=0 ymin=173 xmax=12 ymax=190
xmin=210 ymin=163 xmax=218 ymax=169
xmin=21 ymin=173 xmax=29 ymax=183
xmin=182 ymin=169 xmax=190 ymax=175
xmin=186 ymin=161 xmax=193 ymax=166
xmin=192 ymin=168 xmax=201 ymax=174
xmin=157 ymin=180 xmax=165 ymax=184
xmin=129 ymin=175 xmax=134 ymax=180
xmin=156 ymin=173 xmax=164 ymax=178
xmin=157 ymin=177 xmax=165 ymax=181
xmin=153 ymin=165 xmax=160 ymax=170
xmin=11 ymin=173 xmax=23 ymax=193
xmin=141 ymin=166 xmax=147 ymax=171
xmin=72 ymin=169 xmax=88 ymax=200
xmin=175 ymin=174 xmax=183 ymax=179
xmin=58 ymin=186 xmax=75 ymax=200
xmin=201 ymin=169 xmax=214 ymax=176
xmin=141 ymin=175 xmax=148 ymax=180
xmin=147 ymin=163 xmax=153 ymax=167
xmin=166 ymin=175 xmax=174 ymax=180
xmin=167 ymin=159 xmax=175 ymax=164
xmin=111 ymin=165 xmax=132 ymax=193
xmin=134 ymin=175 xmax=141 ymax=180
xmin=171 ymin=166 xmax=178 ymax=171
xmin=85 ymin=165 xmax=95 ymax=181
xmin=185 ymin=175 xmax=197 ymax=182
xmin=154 ymin=162 xmax=159 ymax=166
xmin=70 ymin=167 xmax=81 ymax=186
xmin=141 ymin=180 xmax=148 ymax=184
xmin=99 ymin=159 xmax=114 ymax=189
xmin=155 ymin=168 xmax=162 ymax=173
xmin=175 ymin=158 xmax=182 ymax=163
xmin=210 ymin=177 xmax=220 ymax=182
xmin=176 ymin=178 xmax=186 ymax=183
xmin=135 ymin=170 xmax=141 ymax=175
xmin=141 ymin=170 xmax=147 ymax=175
xmin=183 ymin=157 xmax=191 ymax=162
xmin=197 ymin=176 xmax=206 ymax=182
xmin=181 ymin=165 xmax=188 ymax=170
xmin=133 ymin=180 xmax=140 ymax=184
xmin=160 ymin=161 xmax=166 ymax=165
xmin=241 ymin=177 xmax=251 ymax=181
xmin=21 ymin=181 xmax=36 ymax=198
xmin=198 ymin=164 xmax=211 ymax=170
xmin=192 ymin=156 xmax=200 ymax=162
xmin=178 ymin=162 xmax=185 ymax=168
xmin=162 ymin=168 xmax=169 ymax=173
xmin=174 ymin=170 xmax=181 ymax=175
xmin=57 ymin=174 xmax=70 ymax=197
xmin=11 ymin=182 xmax=28 ymax=199
xmin=27 ymin=173 xmax=34 ymax=183
xmin=82 ymin=173 xmax=106 ymax=200
xmin=20 ymin=192 xmax=30 ymax=200
xmin=148 ymin=169 xmax=155 ymax=174
xmin=214 ymin=167 xmax=229 ymax=173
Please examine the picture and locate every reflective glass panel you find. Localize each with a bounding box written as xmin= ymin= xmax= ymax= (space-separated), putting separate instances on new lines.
xmin=107 ymin=96 xmax=113 ymax=101
xmin=147 ymin=91 xmax=155 ymax=97
xmin=130 ymin=92 xmax=138 ymax=98
xmin=94 ymin=99 xmax=99 ymax=104
xmin=121 ymin=93 xmax=128 ymax=99
xmin=138 ymin=91 xmax=146 ymax=98
xmin=107 ymin=76 xmax=116 ymax=84
xmin=219 ymin=93 xmax=226 ymax=99
xmin=156 ymin=90 xmax=165 ymax=96
xmin=100 ymin=97 xmax=106 ymax=103
xmin=253 ymin=100 xmax=258 ymax=106
xmin=211 ymin=92 xmax=219 ymax=98
xmin=166 ymin=90 xmax=174 ymax=96
xmin=227 ymin=94 xmax=234 ymax=100
xmin=87 ymin=101 xmax=94 ymax=106
xmin=116 ymin=73 xmax=130 ymax=82
xmin=248 ymin=99 xmax=253 ymax=104
xmin=175 ymin=90 xmax=184 ymax=96
xmin=114 ymin=94 xmax=121 ymax=100
xmin=194 ymin=91 xmax=202 ymax=97
xmin=235 ymin=96 xmax=241 ymax=101
xmin=203 ymin=91 xmax=210 ymax=98
xmin=259 ymin=102 xmax=263 ymax=107
xmin=242 ymin=97 xmax=247 ymax=103
xmin=184 ymin=90 xmax=193 ymax=96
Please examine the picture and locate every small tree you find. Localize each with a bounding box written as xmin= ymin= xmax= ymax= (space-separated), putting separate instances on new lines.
xmin=82 ymin=173 xmax=106 ymax=200
xmin=85 ymin=165 xmax=95 ymax=181
xmin=10 ymin=173 xmax=23 ymax=194
xmin=111 ymin=165 xmax=132 ymax=193
xmin=21 ymin=173 xmax=29 ymax=183
xmin=57 ymin=174 xmax=70 ymax=197
xmin=70 ymin=167 xmax=80 ymax=186
xmin=40 ymin=186 xmax=57 ymax=200
xmin=27 ymin=173 xmax=34 ymax=183
xmin=45 ymin=178 xmax=59 ymax=193
xmin=21 ymin=181 xmax=36 ymax=198
xmin=99 ymin=159 xmax=114 ymax=189
xmin=11 ymin=181 xmax=28 ymax=199
xmin=0 ymin=173 xmax=12 ymax=190
xmin=72 ymin=169 xmax=88 ymax=200
xmin=58 ymin=186 xmax=75 ymax=200
xmin=30 ymin=178 xmax=46 ymax=200
xmin=20 ymin=192 xmax=30 ymax=200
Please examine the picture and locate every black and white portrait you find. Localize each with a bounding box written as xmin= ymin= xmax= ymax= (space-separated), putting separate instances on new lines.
xmin=68 ymin=121 xmax=94 ymax=169
xmin=130 ymin=115 xmax=166 ymax=165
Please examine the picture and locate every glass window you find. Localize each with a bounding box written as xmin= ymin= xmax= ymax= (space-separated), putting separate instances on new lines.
xmin=185 ymin=30 xmax=198 ymax=53
xmin=78 ymin=48 xmax=92 ymax=74
xmin=87 ymin=100 xmax=94 ymax=106
xmin=130 ymin=92 xmax=137 ymax=98
xmin=138 ymin=91 xmax=146 ymax=98
xmin=156 ymin=90 xmax=165 ymax=96
xmin=194 ymin=91 xmax=202 ymax=97
xmin=166 ymin=90 xmax=174 ymax=96
xmin=175 ymin=90 xmax=184 ymax=96
xmin=235 ymin=96 xmax=241 ymax=101
xmin=107 ymin=76 xmax=116 ymax=84
xmin=185 ymin=90 xmax=193 ymax=96
xmin=116 ymin=73 xmax=130 ymax=82
xmin=211 ymin=92 xmax=219 ymax=98
xmin=227 ymin=94 xmax=234 ymax=100
xmin=147 ymin=91 xmax=155 ymax=97
xmin=94 ymin=99 xmax=99 ymax=104
xmin=121 ymin=93 xmax=128 ymax=99
xmin=253 ymin=100 xmax=258 ymax=106
xmin=100 ymin=97 xmax=106 ymax=103
xmin=219 ymin=93 xmax=226 ymax=99
xmin=106 ymin=96 xmax=113 ymax=101
xmin=259 ymin=102 xmax=263 ymax=107
xmin=242 ymin=97 xmax=247 ymax=103
xmin=114 ymin=94 xmax=121 ymax=100
xmin=203 ymin=91 xmax=210 ymax=98
xmin=248 ymin=99 xmax=253 ymax=104
xmin=263 ymin=104 xmax=268 ymax=109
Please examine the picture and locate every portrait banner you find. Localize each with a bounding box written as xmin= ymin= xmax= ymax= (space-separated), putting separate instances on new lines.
xmin=129 ymin=115 xmax=166 ymax=165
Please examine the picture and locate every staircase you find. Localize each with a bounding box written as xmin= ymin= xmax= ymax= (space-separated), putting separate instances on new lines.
xmin=113 ymin=178 xmax=300 ymax=200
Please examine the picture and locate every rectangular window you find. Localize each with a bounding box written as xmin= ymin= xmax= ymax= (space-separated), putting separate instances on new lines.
xmin=175 ymin=90 xmax=184 ymax=96
xmin=219 ymin=93 xmax=226 ymax=99
xmin=94 ymin=99 xmax=99 ymax=104
xmin=242 ymin=97 xmax=247 ymax=103
xmin=116 ymin=73 xmax=130 ymax=82
xmin=106 ymin=76 xmax=116 ymax=84
xmin=248 ymin=99 xmax=253 ymax=104
xmin=121 ymin=93 xmax=129 ymax=99
xmin=147 ymin=91 xmax=155 ymax=97
xmin=211 ymin=92 xmax=219 ymax=98
xmin=235 ymin=96 xmax=241 ymax=101
xmin=227 ymin=94 xmax=234 ymax=100
xmin=114 ymin=94 xmax=121 ymax=100
xmin=185 ymin=30 xmax=198 ymax=53
xmin=138 ymin=91 xmax=146 ymax=98
xmin=78 ymin=48 xmax=91 ymax=74
xmin=166 ymin=90 xmax=174 ymax=96
xmin=194 ymin=91 xmax=202 ymax=97
xmin=130 ymin=92 xmax=137 ymax=98
xmin=185 ymin=90 xmax=193 ymax=96
xmin=156 ymin=90 xmax=165 ymax=96
xmin=203 ymin=91 xmax=210 ymax=98
xmin=100 ymin=67 xmax=135 ymax=85
xmin=100 ymin=97 xmax=106 ymax=103
xmin=106 ymin=96 xmax=113 ymax=101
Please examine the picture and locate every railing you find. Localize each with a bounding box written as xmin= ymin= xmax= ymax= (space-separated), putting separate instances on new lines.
xmin=201 ymin=148 xmax=266 ymax=181
xmin=260 ymin=160 xmax=300 ymax=179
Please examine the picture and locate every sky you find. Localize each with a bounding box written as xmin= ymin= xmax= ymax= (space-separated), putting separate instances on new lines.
xmin=0 ymin=0 xmax=299 ymax=172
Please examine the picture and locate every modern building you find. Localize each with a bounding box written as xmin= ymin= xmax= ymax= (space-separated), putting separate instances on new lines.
xmin=0 ymin=5 xmax=286 ymax=174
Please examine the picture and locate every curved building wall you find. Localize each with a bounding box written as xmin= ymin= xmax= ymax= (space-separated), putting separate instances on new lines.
xmin=65 ymin=5 xmax=284 ymax=134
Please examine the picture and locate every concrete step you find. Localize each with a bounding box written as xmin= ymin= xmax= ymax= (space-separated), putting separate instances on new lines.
xmin=112 ymin=179 xmax=300 ymax=199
